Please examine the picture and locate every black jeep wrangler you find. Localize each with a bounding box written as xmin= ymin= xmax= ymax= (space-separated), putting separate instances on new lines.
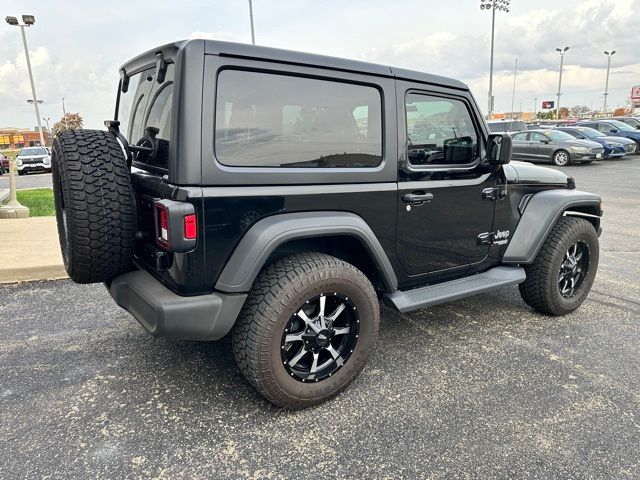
xmin=51 ymin=40 xmax=602 ymax=409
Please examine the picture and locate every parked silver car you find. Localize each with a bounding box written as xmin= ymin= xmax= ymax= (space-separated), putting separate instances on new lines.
xmin=15 ymin=146 xmax=52 ymax=175
xmin=510 ymin=129 xmax=604 ymax=166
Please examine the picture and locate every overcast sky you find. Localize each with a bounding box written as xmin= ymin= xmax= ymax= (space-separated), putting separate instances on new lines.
xmin=1 ymin=0 xmax=638 ymax=130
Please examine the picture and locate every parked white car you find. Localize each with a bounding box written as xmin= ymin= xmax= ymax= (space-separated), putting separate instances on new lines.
xmin=15 ymin=147 xmax=52 ymax=175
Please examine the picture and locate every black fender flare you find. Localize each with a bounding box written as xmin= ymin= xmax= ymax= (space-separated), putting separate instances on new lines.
xmin=215 ymin=211 xmax=398 ymax=293
xmin=502 ymin=189 xmax=602 ymax=264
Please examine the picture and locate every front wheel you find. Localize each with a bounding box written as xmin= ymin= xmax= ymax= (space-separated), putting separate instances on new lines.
xmin=519 ymin=217 xmax=599 ymax=315
xmin=232 ymin=252 xmax=379 ymax=409
xmin=552 ymin=150 xmax=571 ymax=166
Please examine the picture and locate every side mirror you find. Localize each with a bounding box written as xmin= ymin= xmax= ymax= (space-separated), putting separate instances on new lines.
xmin=541 ymin=139 xmax=550 ymax=144
xmin=610 ymin=129 xmax=619 ymax=133
xmin=487 ymin=133 xmax=511 ymax=165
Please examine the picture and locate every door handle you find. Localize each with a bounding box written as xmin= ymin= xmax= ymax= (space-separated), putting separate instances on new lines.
xmin=402 ymin=192 xmax=434 ymax=205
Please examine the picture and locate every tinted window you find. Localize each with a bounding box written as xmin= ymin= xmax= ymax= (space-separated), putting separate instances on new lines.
xmin=545 ymin=130 xmax=574 ymax=141
xmin=215 ymin=70 xmax=382 ymax=168
xmin=530 ymin=132 xmax=548 ymax=142
xmin=511 ymin=132 xmax=528 ymax=141
xmin=487 ymin=122 xmax=505 ymax=133
xmin=596 ymin=123 xmax=613 ymax=133
xmin=145 ymin=83 xmax=173 ymax=141
xmin=576 ymin=127 xmax=604 ymax=138
xmin=607 ymin=120 xmax=634 ymax=131
xmin=116 ymin=69 xmax=149 ymax=140
xmin=406 ymin=94 xmax=478 ymax=166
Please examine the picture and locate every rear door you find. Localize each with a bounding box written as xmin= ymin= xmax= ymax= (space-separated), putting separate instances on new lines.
xmin=395 ymin=84 xmax=498 ymax=283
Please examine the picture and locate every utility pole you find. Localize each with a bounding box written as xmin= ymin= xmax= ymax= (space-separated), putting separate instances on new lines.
xmin=534 ymin=97 xmax=538 ymax=118
xmin=509 ymin=58 xmax=518 ymax=123
xmin=555 ymin=46 xmax=570 ymax=120
xmin=603 ymin=50 xmax=616 ymax=116
xmin=248 ymin=0 xmax=255 ymax=45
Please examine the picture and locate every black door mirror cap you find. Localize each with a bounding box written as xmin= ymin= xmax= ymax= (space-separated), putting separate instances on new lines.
xmin=487 ymin=133 xmax=512 ymax=165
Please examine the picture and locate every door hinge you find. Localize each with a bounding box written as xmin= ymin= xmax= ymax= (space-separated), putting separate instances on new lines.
xmin=482 ymin=186 xmax=508 ymax=201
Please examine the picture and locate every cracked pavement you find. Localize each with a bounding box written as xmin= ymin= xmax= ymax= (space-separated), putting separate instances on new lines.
xmin=1 ymin=158 xmax=639 ymax=478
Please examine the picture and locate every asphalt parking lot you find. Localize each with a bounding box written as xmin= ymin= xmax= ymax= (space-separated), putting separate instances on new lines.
xmin=0 ymin=171 xmax=52 ymax=190
xmin=1 ymin=158 xmax=639 ymax=478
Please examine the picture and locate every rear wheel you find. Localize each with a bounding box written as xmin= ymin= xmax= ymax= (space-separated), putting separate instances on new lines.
xmin=52 ymin=129 xmax=137 ymax=284
xmin=519 ymin=217 xmax=599 ymax=315
xmin=552 ymin=150 xmax=570 ymax=166
xmin=232 ymin=252 xmax=379 ymax=409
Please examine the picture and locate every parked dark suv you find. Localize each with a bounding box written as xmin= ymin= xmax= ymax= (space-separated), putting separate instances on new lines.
xmin=51 ymin=40 xmax=602 ymax=408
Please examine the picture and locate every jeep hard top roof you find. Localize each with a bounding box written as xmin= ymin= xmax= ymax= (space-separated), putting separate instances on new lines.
xmin=120 ymin=39 xmax=468 ymax=91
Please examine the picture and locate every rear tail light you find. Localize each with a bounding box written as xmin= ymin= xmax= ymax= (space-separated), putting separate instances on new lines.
xmin=184 ymin=214 xmax=197 ymax=240
xmin=155 ymin=203 xmax=170 ymax=248
xmin=154 ymin=200 xmax=197 ymax=252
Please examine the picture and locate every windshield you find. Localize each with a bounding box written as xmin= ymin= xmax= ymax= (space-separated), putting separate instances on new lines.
xmin=19 ymin=147 xmax=48 ymax=156
xmin=545 ymin=130 xmax=574 ymax=141
xmin=608 ymin=120 xmax=635 ymax=131
xmin=575 ymin=127 xmax=604 ymax=138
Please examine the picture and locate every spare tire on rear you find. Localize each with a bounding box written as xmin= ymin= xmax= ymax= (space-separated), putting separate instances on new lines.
xmin=52 ymin=129 xmax=137 ymax=284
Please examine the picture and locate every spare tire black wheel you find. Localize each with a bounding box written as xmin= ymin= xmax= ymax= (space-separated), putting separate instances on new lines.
xmin=52 ymin=129 xmax=137 ymax=284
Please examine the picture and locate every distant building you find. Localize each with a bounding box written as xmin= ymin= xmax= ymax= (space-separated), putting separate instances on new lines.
xmin=0 ymin=127 xmax=50 ymax=149
xmin=491 ymin=112 xmax=536 ymax=122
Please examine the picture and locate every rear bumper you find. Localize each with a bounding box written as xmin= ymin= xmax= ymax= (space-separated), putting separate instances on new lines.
xmin=108 ymin=270 xmax=247 ymax=341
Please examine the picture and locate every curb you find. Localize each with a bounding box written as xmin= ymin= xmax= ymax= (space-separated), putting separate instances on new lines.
xmin=0 ymin=264 xmax=68 ymax=284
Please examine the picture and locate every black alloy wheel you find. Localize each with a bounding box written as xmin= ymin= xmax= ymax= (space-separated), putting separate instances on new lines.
xmin=558 ymin=241 xmax=590 ymax=298
xmin=281 ymin=292 xmax=359 ymax=382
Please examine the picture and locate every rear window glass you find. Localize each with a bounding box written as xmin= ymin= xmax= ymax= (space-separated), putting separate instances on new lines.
xmin=487 ymin=121 xmax=526 ymax=133
xmin=215 ymin=70 xmax=383 ymax=168
xmin=116 ymin=64 xmax=174 ymax=170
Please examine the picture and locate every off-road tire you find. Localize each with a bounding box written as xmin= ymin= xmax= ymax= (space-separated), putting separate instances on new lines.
xmin=519 ymin=217 xmax=599 ymax=315
xmin=51 ymin=129 xmax=137 ymax=284
xmin=552 ymin=149 xmax=571 ymax=166
xmin=232 ymin=252 xmax=379 ymax=409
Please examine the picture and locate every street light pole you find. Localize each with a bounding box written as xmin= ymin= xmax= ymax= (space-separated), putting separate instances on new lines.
xmin=555 ymin=46 xmax=569 ymax=120
xmin=1 ymin=14 xmax=38 ymax=219
xmin=43 ymin=117 xmax=51 ymax=144
xmin=248 ymin=0 xmax=255 ymax=45
xmin=18 ymin=24 xmax=46 ymax=147
xmin=480 ymin=0 xmax=511 ymax=119
xmin=603 ymin=50 xmax=616 ymax=116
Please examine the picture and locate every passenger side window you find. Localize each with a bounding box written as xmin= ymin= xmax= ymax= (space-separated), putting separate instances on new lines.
xmin=405 ymin=93 xmax=478 ymax=166
xmin=596 ymin=123 xmax=610 ymax=133
xmin=511 ymin=132 xmax=528 ymax=141
xmin=215 ymin=70 xmax=383 ymax=168
xmin=530 ymin=132 xmax=548 ymax=142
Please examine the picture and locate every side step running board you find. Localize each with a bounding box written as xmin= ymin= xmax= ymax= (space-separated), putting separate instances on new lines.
xmin=384 ymin=266 xmax=526 ymax=313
